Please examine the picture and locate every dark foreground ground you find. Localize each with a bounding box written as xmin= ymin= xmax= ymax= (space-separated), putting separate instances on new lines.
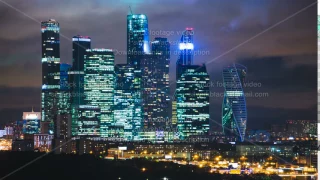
xmin=0 ymin=152 xmax=280 ymax=180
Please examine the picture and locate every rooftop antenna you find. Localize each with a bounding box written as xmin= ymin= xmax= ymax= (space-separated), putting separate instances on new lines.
xmin=32 ymin=106 xmax=34 ymax=112
xmin=129 ymin=6 xmax=133 ymax=15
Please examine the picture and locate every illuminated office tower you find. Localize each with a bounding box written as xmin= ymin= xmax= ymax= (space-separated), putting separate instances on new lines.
xmin=222 ymin=63 xmax=247 ymax=142
xmin=84 ymin=49 xmax=114 ymax=137
xmin=176 ymin=28 xmax=194 ymax=79
xmin=141 ymin=38 xmax=170 ymax=129
xmin=176 ymin=65 xmax=210 ymax=139
xmin=22 ymin=110 xmax=41 ymax=134
xmin=114 ymin=64 xmax=136 ymax=140
xmin=77 ymin=105 xmax=100 ymax=137
xmin=41 ymin=19 xmax=60 ymax=135
xmin=175 ymin=28 xmax=209 ymax=139
xmin=126 ymin=14 xmax=149 ymax=139
xmin=56 ymin=63 xmax=71 ymax=139
xmin=127 ymin=14 xmax=150 ymax=68
xmin=70 ymin=36 xmax=91 ymax=136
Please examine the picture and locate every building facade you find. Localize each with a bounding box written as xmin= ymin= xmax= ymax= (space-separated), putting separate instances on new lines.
xmin=56 ymin=63 xmax=72 ymax=139
xmin=127 ymin=14 xmax=150 ymax=68
xmin=70 ymin=36 xmax=91 ymax=136
xmin=77 ymin=105 xmax=101 ymax=137
xmin=176 ymin=65 xmax=210 ymax=139
xmin=175 ymin=28 xmax=210 ymax=140
xmin=141 ymin=38 xmax=170 ymax=129
xmin=84 ymin=49 xmax=115 ymax=137
xmin=22 ymin=111 xmax=41 ymax=134
xmin=114 ymin=64 xmax=137 ymax=140
xmin=222 ymin=63 xmax=247 ymax=142
xmin=41 ymin=19 xmax=60 ymax=135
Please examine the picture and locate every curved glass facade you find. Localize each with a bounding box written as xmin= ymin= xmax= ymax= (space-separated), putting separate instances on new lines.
xmin=222 ymin=63 xmax=247 ymax=142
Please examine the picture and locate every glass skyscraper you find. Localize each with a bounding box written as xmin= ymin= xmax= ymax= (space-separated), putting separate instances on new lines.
xmin=176 ymin=65 xmax=210 ymax=139
xmin=175 ymin=28 xmax=210 ymax=139
xmin=125 ymin=14 xmax=149 ymax=139
xmin=127 ymin=14 xmax=150 ymax=68
xmin=41 ymin=19 xmax=60 ymax=135
xmin=70 ymin=36 xmax=91 ymax=136
xmin=55 ymin=63 xmax=72 ymax=139
xmin=141 ymin=38 xmax=170 ymax=129
xmin=222 ymin=63 xmax=247 ymax=142
xmin=83 ymin=49 xmax=114 ymax=137
xmin=177 ymin=28 xmax=194 ymax=79
xmin=114 ymin=64 xmax=138 ymax=140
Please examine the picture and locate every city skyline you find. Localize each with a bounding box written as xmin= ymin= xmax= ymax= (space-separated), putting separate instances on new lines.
xmin=0 ymin=0 xmax=316 ymax=130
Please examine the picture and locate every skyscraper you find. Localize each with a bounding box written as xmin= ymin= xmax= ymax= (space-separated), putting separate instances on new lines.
xmin=41 ymin=19 xmax=60 ymax=135
xmin=83 ymin=49 xmax=115 ymax=137
xmin=222 ymin=63 xmax=247 ymax=142
xmin=126 ymin=13 xmax=149 ymax=139
xmin=70 ymin=36 xmax=91 ymax=136
xmin=127 ymin=14 xmax=150 ymax=68
xmin=177 ymin=28 xmax=194 ymax=79
xmin=141 ymin=38 xmax=170 ymax=129
xmin=175 ymin=28 xmax=210 ymax=139
xmin=176 ymin=65 xmax=210 ymax=139
xmin=56 ymin=63 xmax=71 ymax=139
xmin=114 ymin=64 xmax=137 ymax=140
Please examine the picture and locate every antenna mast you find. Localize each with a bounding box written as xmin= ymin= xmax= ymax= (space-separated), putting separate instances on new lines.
xmin=129 ymin=6 xmax=133 ymax=14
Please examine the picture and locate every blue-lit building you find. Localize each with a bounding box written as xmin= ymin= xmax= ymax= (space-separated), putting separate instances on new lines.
xmin=41 ymin=19 xmax=60 ymax=135
xmin=222 ymin=63 xmax=247 ymax=142
xmin=177 ymin=28 xmax=194 ymax=79
xmin=175 ymin=28 xmax=210 ymax=139
xmin=127 ymin=14 xmax=150 ymax=68
xmin=84 ymin=49 xmax=114 ymax=137
xmin=22 ymin=111 xmax=41 ymax=134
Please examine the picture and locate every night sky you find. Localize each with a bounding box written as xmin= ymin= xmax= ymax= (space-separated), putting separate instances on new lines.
xmin=0 ymin=0 xmax=317 ymax=130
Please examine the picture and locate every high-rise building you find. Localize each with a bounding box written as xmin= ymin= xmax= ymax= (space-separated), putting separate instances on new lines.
xmin=222 ymin=63 xmax=247 ymax=142
xmin=41 ymin=19 xmax=60 ymax=135
xmin=56 ymin=63 xmax=72 ymax=139
xmin=141 ymin=38 xmax=170 ymax=129
xmin=70 ymin=36 xmax=91 ymax=137
xmin=127 ymin=14 xmax=149 ymax=68
xmin=114 ymin=64 xmax=137 ymax=140
xmin=177 ymin=28 xmax=194 ymax=79
xmin=83 ymin=49 xmax=114 ymax=137
xmin=126 ymin=14 xmax=149 ymax=139
xmin=175 ymin=28 xmax=210 ymax=139
xmin=22 ymin=110 xmax=41 ymax=134
xmin=176 ymin=65 xmax=210 ymax=139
